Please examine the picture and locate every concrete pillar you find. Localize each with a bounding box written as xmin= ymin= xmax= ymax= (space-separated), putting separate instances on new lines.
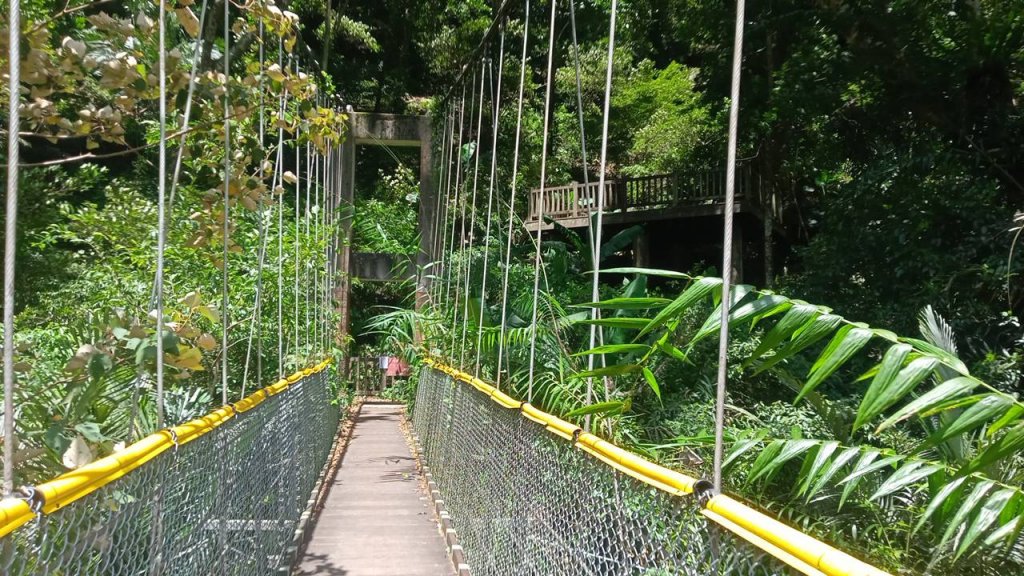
xmin=337 ymin=110 xmax=357 ymax=362
xmin=632 ymin=227 xmax=650 ymax=268
xmin=416 ymin=115 xmax=435 ymax=312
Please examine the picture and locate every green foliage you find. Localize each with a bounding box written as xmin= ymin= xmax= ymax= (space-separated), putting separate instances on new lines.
xmin=353 ymin=164 xmax=420 ymax=254
xmin=569 ymin=269 xmax=1024 ymax=570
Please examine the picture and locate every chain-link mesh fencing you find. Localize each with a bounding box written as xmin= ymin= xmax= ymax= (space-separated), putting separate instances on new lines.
xmin=0 ymin=367 xmax=340 ymax=576
xmin=414 ymin=365 xmax=804 ymax=576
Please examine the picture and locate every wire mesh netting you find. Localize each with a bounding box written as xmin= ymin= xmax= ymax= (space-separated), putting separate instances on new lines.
xmin=0 ymin=369 xmax=340 ymax=576
xmin=413 ymin=366 xmax=798 ymax=576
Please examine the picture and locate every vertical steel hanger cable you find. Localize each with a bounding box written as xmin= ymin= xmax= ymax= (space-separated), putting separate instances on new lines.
xmin=430 ymin=110 xmax=449 ymax=306
xmin=474 ymin=29 xmax=506 ymax=378
xmin=527 ymin=0 xmax=559 ymax=404
xmin=155 ymin=0 xmax=168 ymax=428
xmin=449 ymin=82 xmax=471 ymax=356
xmin=585 ymin=0 xmax=618 ymax=426
xmin=309 ymin=144 xmax=317 ymax=350
xmin=305 ymin=142 xmax=311 ymax=353
xmin=317 ymin=143 xmax=325 ymax=355
xmin=294 ymin=66 xmax=301 ymax=362
xmin=316 ymin=143 xmax=322 ymax=356
xmin=325 ymin=143 xmax=333 ymax=355
xmin=713 ymin=0 xmax=747 ymax=493
xmin=276 ymin=39 xmax=285 ymax=377
xmin=168 ymin=0 xmax=210 ymax=211
xmin=220 ymin=0 xmax=231 ymax=405
xmin=241 ymin=13 xmax=268 ymax=397
xmin=496 ymin=0 xmax=530 ymax=391
xmin=144 ymin=0 xmax=209 ymax=313
xmin=3 ymin=0 xmax=20 ymax=495
xmin=432 ymin=108 xmax=454 ymax=308
xmin=444 ymin=92 xmax=466 ymax=318
xmin=460 ymin=62 xmax=487 ymax=368
xmin=568 ymin=0 xmax=595 ymax=268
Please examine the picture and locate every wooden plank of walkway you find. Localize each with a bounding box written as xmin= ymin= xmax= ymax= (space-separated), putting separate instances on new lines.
xmin=295 ymin=403 xmax=454 ymax=576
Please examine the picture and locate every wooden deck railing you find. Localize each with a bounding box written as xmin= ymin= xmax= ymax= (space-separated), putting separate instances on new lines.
xmin=526 ymin=164 xmax=755 ymax=223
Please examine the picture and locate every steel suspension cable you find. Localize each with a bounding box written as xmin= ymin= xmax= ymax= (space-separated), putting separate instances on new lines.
xmin=448 ymin=83 xmax=470 ymax=357
xmin=167 ymin=0 xmax=209 ymax=213
xmin=312 ymin=147 xmax=319 ymax=354
xmin=220 ymin=0 xmax=231 ymax=405
xmin=276 ymin=41 xmax=285 ymax=377
xmin=474 ymin=30 xmax=506 ymax=378
xmin=585 ymin=0 xmax=618 ymax=426
xmin=713 ymin=0 xmax=747 ymax=493
xmin=568 ymin=0 xmax=607 ymax=394
xmin=326 ymin=142 xmax=336 ymax=353
xmin=294 ymin=77 xmax=301 ymax=362
xmin=305 ymin=142 xmax=311 ymax=353
xmin=317 ymin=145 xmax=325 ymax=355
xmin=527 ymin=0 xmax=559 ymax=404
xmin=155 ymin=0 xmax=168 ymax=429
xmin=240 ymin=193 xmax=270 ymax=398
xmin=568 ymin=0 xmax=595 ymax=269
xmin=495 ymin=0 xmax=530 ymax=391
xmin=460 ymin=63 xmax=487 ymax=368
xmin=432 ymin=108 xmax=455 ymax=307
xmin=444 ymin=93 xmax=466 ymax=312
xmin=428 ymin=109 xmax=449 ymax=307
xmin=318 ymin=143 xmax=325 ymax=355
xmin=142 ymin=0 xmax=208 ymax=316
xmin=3 ymin=0 xmax=20 ymax=496
xmin=241 ymin=17 xmax=268 ymax=397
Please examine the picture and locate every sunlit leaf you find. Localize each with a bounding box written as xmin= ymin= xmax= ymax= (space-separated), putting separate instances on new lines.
xmin=855 ymin=350 xmax=936 ymax=431
xmin=641 ymin=367 xmax=661 ymax=400
xmin=574 ymin=297 xmax=672 ymax=310
xmin=798 ymin=326 xmax=873 ymax=402
xmin=956 ymin=488 xmax=1015 ymax=559
xmin=869 ymin=460 xmax=942 ymax=501
xmin=573 ymin=343 xmax=649 ymax=357
xmin=876 ymin=376 xmax=978 ymax=432
xmin=939 ymin=480 xmax=995 ymax=552
xmin=638 ymin=276 xmax=721 ymax=338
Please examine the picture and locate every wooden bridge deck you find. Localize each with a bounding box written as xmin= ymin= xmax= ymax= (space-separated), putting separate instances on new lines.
xmin=295 ymin=403 xmax=454 ymax=576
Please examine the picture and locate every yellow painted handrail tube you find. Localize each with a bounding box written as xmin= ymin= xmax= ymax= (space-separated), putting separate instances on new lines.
xmin=0 ymin=359 xmax=332 ymax=538
xmin=0 ymin=499 xmax=32 ymax=539
xmin=426 ymin=358 xmax=891 ymax=576
xmin=705 ymin=494 xmax=889 ymax=576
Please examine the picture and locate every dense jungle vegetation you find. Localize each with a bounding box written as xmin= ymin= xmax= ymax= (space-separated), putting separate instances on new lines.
xmin=2 ymin=0 xmax=1023 ymax=574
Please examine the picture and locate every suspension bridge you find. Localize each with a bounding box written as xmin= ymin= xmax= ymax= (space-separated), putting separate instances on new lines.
xmin=0 ymin=0 xmax=903 ymax=574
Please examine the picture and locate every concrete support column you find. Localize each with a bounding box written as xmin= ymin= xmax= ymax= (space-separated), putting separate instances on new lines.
xmin=337 ymin=111 xmax=356 ymax=363
xmin=416 ymin=115 xmax=435 ymax=313
xmin=732 ymin=215 xmax=744 ymax=284
xmin=632 ymin=227 xmax=650 ymax=268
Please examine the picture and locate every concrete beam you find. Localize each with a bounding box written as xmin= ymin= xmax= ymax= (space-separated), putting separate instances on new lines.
xmin=351 ymin=253 xmax=415 ymax=282
xmin=350 ymin=113 xmax=424 ymax=147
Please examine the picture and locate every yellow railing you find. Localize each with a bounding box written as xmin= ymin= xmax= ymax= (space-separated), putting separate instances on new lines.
xmin=425 ymin=358 xmax=891 ymax=576
xmin=0 ymin=359 xmax=332 ymax=538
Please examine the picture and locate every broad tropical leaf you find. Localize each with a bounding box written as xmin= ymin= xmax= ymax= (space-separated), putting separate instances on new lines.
xmin=875 ymin=376 xmax=978 ymax=432
xmin=797 ymin=326 xmax=874 ymax=401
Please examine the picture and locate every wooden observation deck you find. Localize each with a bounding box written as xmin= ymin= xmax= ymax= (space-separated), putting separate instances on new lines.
xmin=525 ymin=163 xmax=759 ymax=231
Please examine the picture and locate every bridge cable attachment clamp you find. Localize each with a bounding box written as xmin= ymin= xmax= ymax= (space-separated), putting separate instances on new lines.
xmin=692 ymin=478 xmax=718 ymax=508
xmin=571 ymin=429 xmax=583 ymax=446
xmin=12 ymin=486 xmax=45 ymax=517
